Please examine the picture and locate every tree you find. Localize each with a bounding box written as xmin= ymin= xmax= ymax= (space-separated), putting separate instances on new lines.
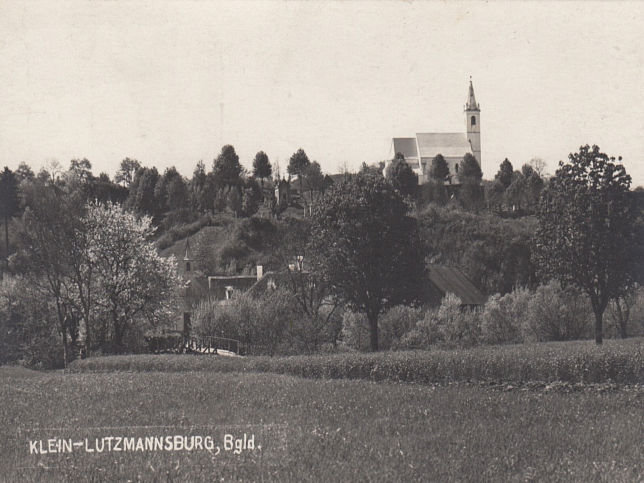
xmin=188 ymin=161 xmax=212 ymax=213
xmin=15 ymin=162 xmax=35 ymax=182
xmin=429 ymin=154 xmax=450 ymax=184
xmin=241 ymin=178 xmax=262 ymax=217
xmin=0 ymin=167 xmax=19 ymax=267
xmin=114 ymin=158 xmax=142 ymax=187
xmin=303 ymin=161 xmax=325 ymax=210
xmin=522 ymin=164 xmax=545 ymax=212
xmin=287 ymin=148 xmax=310 ymax=199
xmin=308 ymin=171 xmax=425 ymax=351
xmin=86 ymin=202 xmax=180 ymax=352
xmin=14 ymin=182 xmax=85 ymax=366
xmin=459 ymin=153 xmax=483 ymax=209
xmin=213 ymin=145 xmax=243 ymax=189
xmin=385 ymin=158 xmax=418 ymax=198
xmin=155 ymin=166 xmax=188 ymax=213
xmin=533 ymin=145 xmax=637 ymax=345
xmin=226 ymin=187 xmax=242 ymax=217
xmin=485 ymin=179 xmax=506 ymax=211
xmin=459 ymin=153 xmax=483 ymax=182
xmin=126 ymin=167 xmax=160 ymax=217
xmin=505 ymin=172 xmax=526 ymax=211
xmin=495 ymin=158 xmax=514 ymax=189
xmin=529 ymin=157 xmax=547 ymax=177
xmin=252 ymin=151 xmax=272 ymax=192
xmin=68 ymin=158 xmax=93 ymax=183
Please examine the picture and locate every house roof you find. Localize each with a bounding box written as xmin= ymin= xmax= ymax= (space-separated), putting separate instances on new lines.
xmin=416 ymin=133 xmax=472 ymax=158
xmin=427 ymin=264 xmax=486 ymax=305
xmin=246 ymin=270 xmax=314 ymax=297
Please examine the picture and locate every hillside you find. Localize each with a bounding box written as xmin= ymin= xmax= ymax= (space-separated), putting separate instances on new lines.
xmin=158 ymin=214 xmax=310 ymax=276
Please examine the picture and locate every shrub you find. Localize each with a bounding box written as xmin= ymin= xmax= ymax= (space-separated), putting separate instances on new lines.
xmin=521 ymin=281 xmax=591 ymax=342
xmin=193 ymin=288 xmax=304 ymax=356
xmin=398 ymin=310 xmax=442 ymax=350
xmin=340 ymin=310 xmax=370 ymax=351
xmin=145 ymin=333 xmax=183 ymax=353
xmin=379 ymin=305 xmax=424 ymax=350
xmin=604 ymin=286 xmax=644 ymax=339
xmin=0 ymin=276 xmax=66 ymax=369
xmin=481 ymin=288 xmax=530 ymax=344
xmin=435 ymin=294 xmax=481 ymax=347
xmin=399 ymin=294 xmax=481 ymax=349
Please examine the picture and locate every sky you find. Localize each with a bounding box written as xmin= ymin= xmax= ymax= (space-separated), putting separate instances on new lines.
xmin=1 ymin=1 xmax=643 ymax=186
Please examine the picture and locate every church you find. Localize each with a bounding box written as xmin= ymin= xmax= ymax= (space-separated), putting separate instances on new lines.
xmin=392 ymin=79 xmax=481 ymax=184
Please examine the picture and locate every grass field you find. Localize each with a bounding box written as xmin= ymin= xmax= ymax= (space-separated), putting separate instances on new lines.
xmin=2 ymin=344 xmax=644 ymax=482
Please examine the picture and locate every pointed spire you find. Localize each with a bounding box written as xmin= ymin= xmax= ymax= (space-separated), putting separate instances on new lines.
xmin=183 ymin=237 xmax=192 ymax=261
xmin=465 ymin=76 xmax=479 ymax=111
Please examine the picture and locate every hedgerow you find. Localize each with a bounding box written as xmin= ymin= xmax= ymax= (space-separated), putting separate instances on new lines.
xmin=69 ymin=338 xmax=644 ymax=385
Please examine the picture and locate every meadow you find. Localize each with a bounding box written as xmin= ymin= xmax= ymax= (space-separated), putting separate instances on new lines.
xmin=1 ymin=339 xmax=643 ymax=482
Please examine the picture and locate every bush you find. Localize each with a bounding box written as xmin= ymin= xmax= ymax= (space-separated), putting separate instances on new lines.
xmin=399 ymin=294 xmax=481 ymax=349
xmin=0 ymin=276 xmax=66 ymax=369
xmin=521 ymin=281 xmax=591 ymax=342
xmin=145 ymin=333 xmax=184 ymax=353
xmin=379 ymin=305 xmax=424 ymax=350
xmin=193 ymin=289 xmax=306 ymax=355
xmin=481 ymin=288 xmax=530 ymax=344
xmin=605 ymin=286 xmax=644 ymax=339
xmin=340 ymin=310 xmax=370 ymax=351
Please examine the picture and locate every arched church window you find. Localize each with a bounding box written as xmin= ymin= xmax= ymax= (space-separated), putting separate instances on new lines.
xmin=471 ymin=116 xmax=476 ymax=126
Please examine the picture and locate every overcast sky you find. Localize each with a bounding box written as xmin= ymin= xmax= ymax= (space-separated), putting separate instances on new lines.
xmin=1 ymin=1 xmax=642 ymax=185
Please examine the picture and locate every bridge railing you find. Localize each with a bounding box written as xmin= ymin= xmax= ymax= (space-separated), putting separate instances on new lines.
xmin=185 ymin=335 xmax=242 ymax=355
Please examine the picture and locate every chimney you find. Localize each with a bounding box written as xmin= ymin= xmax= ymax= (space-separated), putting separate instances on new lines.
xmin=256 ymin=265 xmax=263 ymax=280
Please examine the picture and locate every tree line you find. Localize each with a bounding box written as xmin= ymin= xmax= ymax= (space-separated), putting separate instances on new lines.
xmin=0 ymin=143 xmax=641 ymax=363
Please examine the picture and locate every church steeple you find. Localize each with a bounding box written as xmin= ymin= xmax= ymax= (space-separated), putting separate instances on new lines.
xmin=183 ymin=237 xmax=193 ymax=272
xmin=466 ymin=77 xmax=479 ymax=111
xmin=465 ymin=77 xmax=481 ymax=167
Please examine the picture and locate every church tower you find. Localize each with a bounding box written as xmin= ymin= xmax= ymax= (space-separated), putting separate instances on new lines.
xmin=465 ymin=78 xmax=481 ymax=168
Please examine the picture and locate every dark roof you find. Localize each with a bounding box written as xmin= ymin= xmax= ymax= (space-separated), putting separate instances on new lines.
xmin=246 ymin=270 xmax=313 ymax=298
xmin=427 ymin=264 xmax=486 ymax=305
xmin=208 ymin=275 xmax=258 ymax=300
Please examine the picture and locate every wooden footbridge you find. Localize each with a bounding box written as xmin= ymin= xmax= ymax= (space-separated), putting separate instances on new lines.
xmin=147 ymin=331 xmax=243 ymax=356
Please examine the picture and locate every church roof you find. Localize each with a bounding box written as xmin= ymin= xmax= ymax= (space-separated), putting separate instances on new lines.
xmin=416 ymin=132 xmax=472 ymax=159
xmin=392 ymin=137 xmax=418 ymax=159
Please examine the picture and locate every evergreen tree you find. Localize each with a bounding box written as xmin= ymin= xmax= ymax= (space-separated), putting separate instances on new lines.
xmin=252 ymin=151 xmax=272 ymax=192
xmin=429 ymin=154 xmax=450 ymax=183
xmin=213 ymin=145 xmax=243 ymax=189
xmin=495 ymin=158 xmax=514 ymax=189
xmin=288 ymin=148 xmax=311 ymax=198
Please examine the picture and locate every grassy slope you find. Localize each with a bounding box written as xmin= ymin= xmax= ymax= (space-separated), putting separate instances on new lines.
xmin=1 ymin=368 xmax=642 ymax=482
